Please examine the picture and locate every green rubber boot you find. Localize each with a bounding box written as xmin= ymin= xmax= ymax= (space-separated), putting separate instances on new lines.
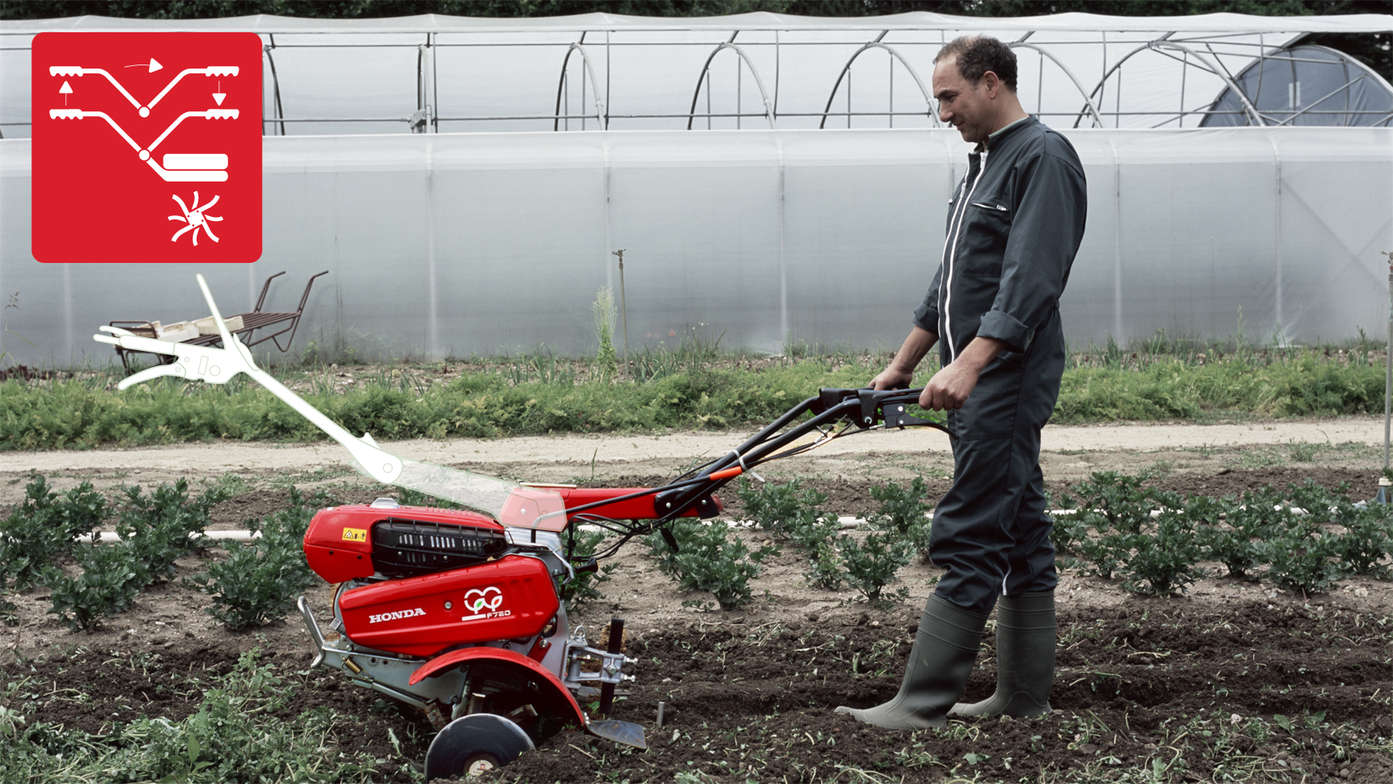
xmin=949 ymin=590 xmax=1055 ymax=719
xmin=835 ymin=595 xmax=989 ymax=729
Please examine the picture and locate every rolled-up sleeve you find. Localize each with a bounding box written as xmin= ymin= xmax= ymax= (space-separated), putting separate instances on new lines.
xmin=977 ymin=149 xmax=1087 ymax=352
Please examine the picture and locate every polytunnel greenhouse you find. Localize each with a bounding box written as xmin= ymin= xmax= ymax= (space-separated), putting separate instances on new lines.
xmin=0 ymin=11 xmax=1391 ymax=364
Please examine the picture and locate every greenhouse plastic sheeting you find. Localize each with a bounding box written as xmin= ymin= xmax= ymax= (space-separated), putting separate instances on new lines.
xmin=0 ymin=126 xmax=1390 ymax=366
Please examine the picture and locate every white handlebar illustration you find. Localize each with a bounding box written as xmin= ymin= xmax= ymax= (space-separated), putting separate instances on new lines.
xmin=93 ymin=274 xmax=403 ymax=485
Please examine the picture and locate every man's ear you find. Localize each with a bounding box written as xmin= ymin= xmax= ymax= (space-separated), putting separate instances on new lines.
xmin=981 ymin=70 xmax=1001 ymax=98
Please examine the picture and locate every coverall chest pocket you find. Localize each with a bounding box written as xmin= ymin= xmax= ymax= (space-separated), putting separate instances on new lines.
xmin=957 ymin=192 xmax=1012 ymax=278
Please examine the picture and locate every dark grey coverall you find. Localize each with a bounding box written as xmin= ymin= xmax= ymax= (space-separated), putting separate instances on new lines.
xmin=912 ymin=116 xmax=1087 ymax=616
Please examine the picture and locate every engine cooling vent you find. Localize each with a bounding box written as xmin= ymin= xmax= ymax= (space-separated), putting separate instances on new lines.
xmin=371 ymin=518 xmax=507 ymax=578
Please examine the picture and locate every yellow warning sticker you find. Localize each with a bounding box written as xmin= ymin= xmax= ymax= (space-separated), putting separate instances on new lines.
xmin=341 ymin=527 xmax=368 ymax=543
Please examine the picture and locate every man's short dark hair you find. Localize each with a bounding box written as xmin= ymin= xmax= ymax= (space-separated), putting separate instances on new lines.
xmin=935 ymin=36 xmax=1017 ymax=93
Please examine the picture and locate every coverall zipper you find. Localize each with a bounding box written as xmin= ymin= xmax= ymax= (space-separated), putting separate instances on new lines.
xmin=940 ymin=150 xmax=988 ymax=364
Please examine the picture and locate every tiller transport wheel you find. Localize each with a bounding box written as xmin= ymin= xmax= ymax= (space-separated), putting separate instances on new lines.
xmin=425 ymin=713 xmax=534 ymax=780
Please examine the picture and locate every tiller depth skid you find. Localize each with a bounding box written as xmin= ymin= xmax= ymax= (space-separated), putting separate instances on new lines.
xmin=94 ymin=275 xmax=947 ymax=779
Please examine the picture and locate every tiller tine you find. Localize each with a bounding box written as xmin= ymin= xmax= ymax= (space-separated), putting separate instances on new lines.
xmin=587 ymin=719 xmax=647 ymax=749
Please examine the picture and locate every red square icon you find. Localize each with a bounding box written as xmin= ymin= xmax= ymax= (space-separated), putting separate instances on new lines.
xmin=32 ymin=32 xmax=262 ymax=263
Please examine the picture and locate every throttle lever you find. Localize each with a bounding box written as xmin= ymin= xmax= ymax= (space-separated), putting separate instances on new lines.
xmin=880 ymin=401 xmax=949 ymax=432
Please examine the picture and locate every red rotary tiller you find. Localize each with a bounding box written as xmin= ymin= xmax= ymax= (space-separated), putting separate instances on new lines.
xmin=94 ymin=275 xmax=947 ymax=779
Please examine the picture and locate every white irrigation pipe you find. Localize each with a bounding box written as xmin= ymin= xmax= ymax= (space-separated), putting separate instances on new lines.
xmin=94 ymin=529 xmax=260 ymax=543
xmin=91 ymin=503 xmax=1335 ymax=545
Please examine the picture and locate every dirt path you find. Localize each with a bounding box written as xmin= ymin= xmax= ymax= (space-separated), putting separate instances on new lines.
xmin=2 ymin=417 xmax=1383 ymax=476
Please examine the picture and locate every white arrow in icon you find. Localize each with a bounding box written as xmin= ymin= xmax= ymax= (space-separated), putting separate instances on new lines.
xmin=124 ymin=58 xmax=163 ymax=73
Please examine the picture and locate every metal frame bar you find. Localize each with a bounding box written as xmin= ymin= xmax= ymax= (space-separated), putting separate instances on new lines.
xmin=1077 ymin=38 xmax=1266 ymax=127
xmin=1010 ymin=41 xmax=1106 ymax=128
xmin=818 ymin=37 xmax=939 ymax=129
xmin=552 ymin=40 xmax=607 ymax=131
xmin=1271 ymin=74 xmax=1370 ymax=126
xmin=686 ymin=40 xmax=775 ymax=130
xmin=7 ymin=27 xmax=1388 ymax=134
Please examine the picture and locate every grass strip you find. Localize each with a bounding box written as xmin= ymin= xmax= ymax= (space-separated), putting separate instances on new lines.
xmin=0 ymin=350 xmax=1384 ymax=450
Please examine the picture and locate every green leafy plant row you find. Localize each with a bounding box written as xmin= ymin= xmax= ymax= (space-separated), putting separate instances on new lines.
xmin=735 ymin=477 xmax=933 ymax=604
xmin=189 ymin=488 xmax=330 ymax=631
xmin=0 ymin=475 xmax=232 ymax=631
xmin=644 ymin=517 xmax=778 ymax=611
xmin=1056 ymin=473 xmax=1393 ymax=596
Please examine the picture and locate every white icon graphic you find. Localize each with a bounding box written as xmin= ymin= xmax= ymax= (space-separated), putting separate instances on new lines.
xmin=123 ymin=58 xmax=163 ymax=73
xmin=168 ymin=191 xmax=222 ymax=246
xmin=49 ymin=61 xmax=238 ymax=183
xmin=50 ymin=108 xmax=235 ymax=182
xmin=49 ymin=64 xmax=236 ymax=117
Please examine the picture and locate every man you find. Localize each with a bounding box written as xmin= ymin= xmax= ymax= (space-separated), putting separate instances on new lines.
xmin=836 ymin=35 xmax=1087 ymax=729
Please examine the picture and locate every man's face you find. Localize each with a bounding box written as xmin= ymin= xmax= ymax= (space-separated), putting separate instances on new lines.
xmin=933 ymin=56 xmax=995 ymax=145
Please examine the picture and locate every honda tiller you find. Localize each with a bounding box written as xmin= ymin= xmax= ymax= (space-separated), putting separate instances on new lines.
xmin=94 ymin=275 xmax=948 ymax=780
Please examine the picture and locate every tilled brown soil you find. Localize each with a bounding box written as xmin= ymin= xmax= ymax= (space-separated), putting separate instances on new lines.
xmin=6 ymin=597 xmax=1391 ymax=784
xmin=3 ymin=456 xmax=1392 ymax=783
xmin=497 ymin=600 xmax=1393 ymax=783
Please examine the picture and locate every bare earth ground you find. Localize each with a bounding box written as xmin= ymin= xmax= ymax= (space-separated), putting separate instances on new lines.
xmin=2 ymin=418 xmax=1391 ymax=782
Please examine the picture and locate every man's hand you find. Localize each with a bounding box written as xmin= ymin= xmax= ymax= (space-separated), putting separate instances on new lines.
xmin=871 ymin=365 xmax=914 ymax=391
xmin=920 ymin=362 xmax=980 ymax=409
xmin=918 ymin=337 xmax=1006 ymax=410
xmin=871 ymin=326 xmax=938 ymax=390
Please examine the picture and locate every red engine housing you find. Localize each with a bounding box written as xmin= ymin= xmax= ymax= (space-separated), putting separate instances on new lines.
xmin=338 ymin=555 xmax=560 ymax=657
xmin=303 ymin=504 xmax=506 ymax=583
xmin=302 ymin=504 xmax=559 ymax=657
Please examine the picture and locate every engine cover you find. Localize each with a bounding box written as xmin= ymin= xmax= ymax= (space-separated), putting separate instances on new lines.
xmin=338 ymin=554 xmax=560 ymax=657
xmin=304 ymin=503 xmax=507 ymax=583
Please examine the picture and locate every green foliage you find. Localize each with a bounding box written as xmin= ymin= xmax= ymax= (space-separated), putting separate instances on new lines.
xmin=1061 ymin=473 xmax=1391 ymax=595
xmin=1335 ymin=503 xmax=1393 ymax=579
xmin=1048 ymin=508 xmax=1084 ymax=561
xmin=1066 ymin=471 xmax=1176 ymax=534
xmin=46 ymin=541 xmax=143 ymax=631
xmin=114 ymin=478 xmax=229 ymax=585
xmin=0 ymin=475 xmax=107 ymax=590
xmin=737 ymin=477 xmax=830 ymax=544
xmin=805 ymin=539 xmax=844 ymax=591
xmin=0 ymin=590 xmax=15 ymax=627
xmin=593 ymin=287 xmax=619 ymax=381
xmin=1063 ymin=472 xmax=1181 ymax=582
xmin=649 ymin=518 xmax=775 ymax=611
xmin=0 ymin=650 xmax=383 ymax=784
xmin=8 ymin=343 xmax=1389 ymax=448
xmin=836 ymin=525 xmax=911 ymax=603
xmin=1117 ymin=508 xmax=1204 ymax=596
xmin=1196 ymin=490 xmax=1276 ymax=580
xmin=1262 ymin=518 xmax=1342 ymax=595
xmin=869 ymin=477 xmax=933 ymax=562
xmin=560 ymin=526 xmax=616 ymax=608
xmin=35 ymin=477 xmax=233 ymax=631
xmin=192 ymin=489 xmax=326 ymax=631
xmin=1054 ymin=354 xmax=1383 ymax=423
xmin=737 ymin=477 xmax=854 ymax=592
